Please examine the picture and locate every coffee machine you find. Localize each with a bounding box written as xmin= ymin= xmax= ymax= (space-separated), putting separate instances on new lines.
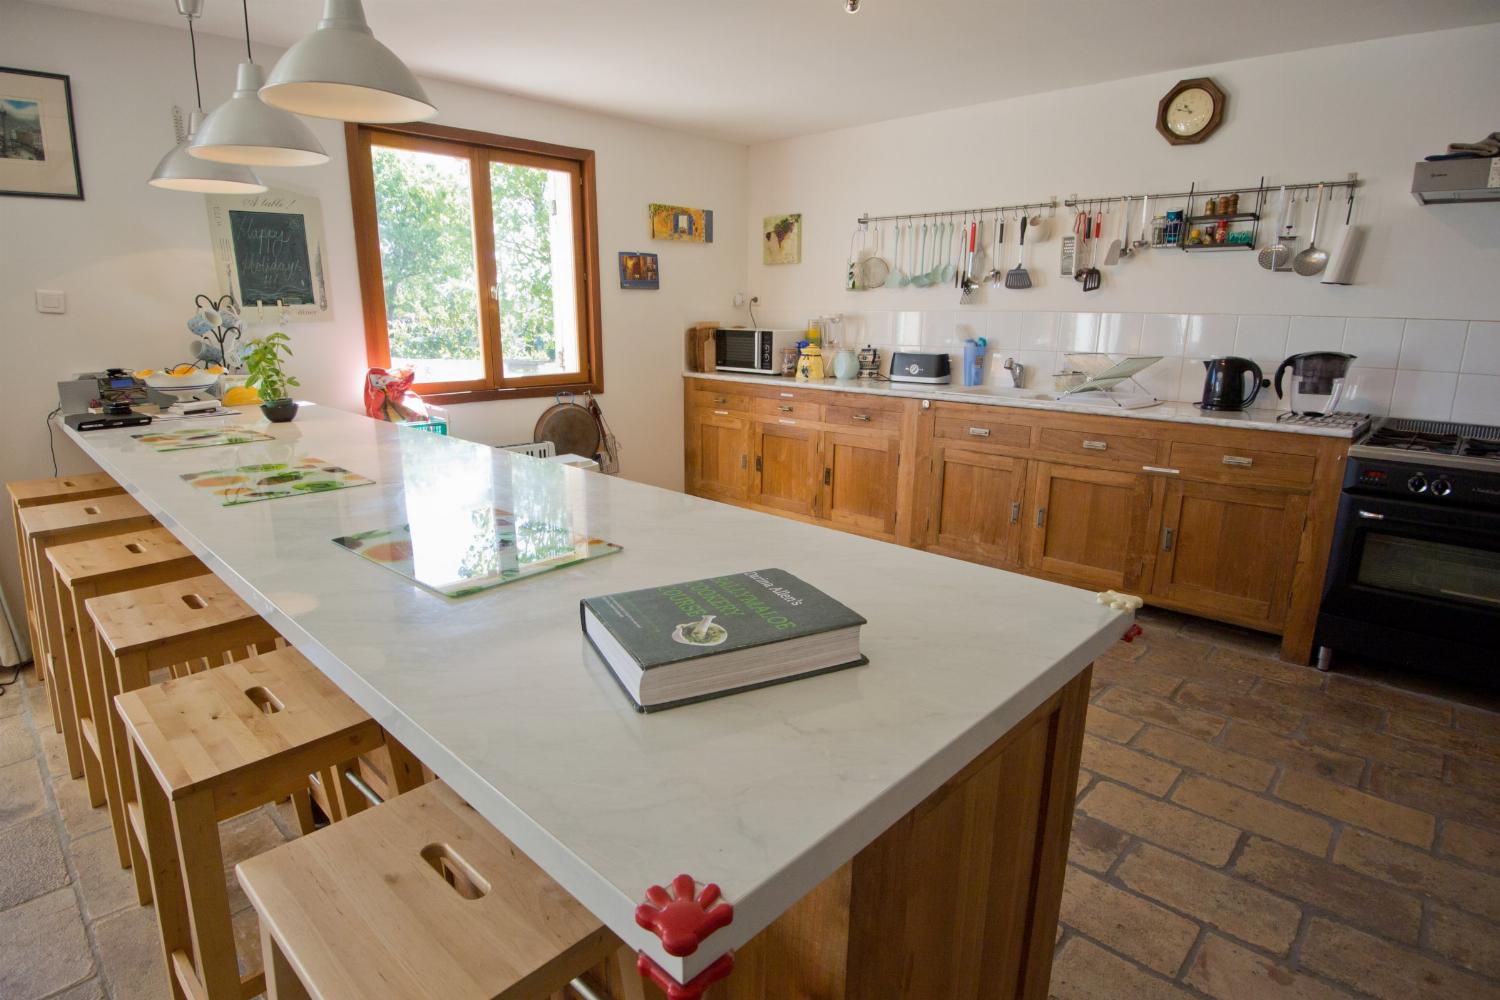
xmin=1274 ymin=352 xmax=1356 ymax=415
xmin=1199 ymin=357 xmax=1265 ymax=410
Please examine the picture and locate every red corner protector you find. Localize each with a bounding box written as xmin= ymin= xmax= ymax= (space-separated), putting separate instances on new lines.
xmin=1121 ymin=624 xmax=1143 ymax=643
xmin=635 ymin=874 xmax=734 ymax=957
xmin=637 ymin=951 xmax=735 ymax=1000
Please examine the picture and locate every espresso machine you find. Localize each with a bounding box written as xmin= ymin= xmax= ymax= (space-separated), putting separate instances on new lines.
xmin=1274 ymin=352 xmax=1356 ymax=415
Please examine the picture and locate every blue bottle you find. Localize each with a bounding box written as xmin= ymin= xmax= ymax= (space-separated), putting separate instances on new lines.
xmin=962 ymin=337 xmax=988 ymax=386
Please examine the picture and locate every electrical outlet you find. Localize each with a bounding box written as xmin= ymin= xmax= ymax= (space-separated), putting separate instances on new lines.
xmin=35 ymin=289 xmax=66 ymax=314
xmin=732 ymin=292 xmax=746 ymax=308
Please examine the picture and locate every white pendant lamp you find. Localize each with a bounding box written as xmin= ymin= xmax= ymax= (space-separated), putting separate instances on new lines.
xmin=189 ymin=0 xmax=329 ymax=167
xmin=261 ymin=0 xmax=436 ymax=123
xmin=150 ymin=4 xmax=266 ymax=193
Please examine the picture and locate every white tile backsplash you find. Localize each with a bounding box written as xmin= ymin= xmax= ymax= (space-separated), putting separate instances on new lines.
xmin=1399 ymin=319 xmax=1468 ymax=372
xmin=833 ymin=310 xmax=1495 ymax=421
xmin=1461 ymin=321 xmax=1500 ymax=375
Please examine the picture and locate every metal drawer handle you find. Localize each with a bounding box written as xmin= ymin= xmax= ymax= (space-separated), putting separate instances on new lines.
xmin=1010 ymin=501 xmax=1021 ymax=525
xmin=713 ymin=409 xmax=729 ymax=416
xmin=1035 ymin=506 xmax=1047 ymax=528
xmin=1357 ymin=510 xmax=1385 ymax=520
xmin=713 ymin=396 xmax=727 ymax=404
xmin=778 ymin=404 xmax=794 ymax=412
xmin=779 ymin=392 xmax=795 ymax=398
xmin=1162 ymin=527 xmax=1174 ymax=551
xmin=1082 ymin=439 xmax=1108 ymax=451
xmin=968 ymin=427 xmax=991 ymax=438
xmin=852 ymin=413 xmax=872 ymax=422
xmin=823 ymin=467 xmax=832 ymax=486
xmin=777 ymin=418 xmax=797 ymax=425
xmin=1222 ymin=455 xmax=1254 ymax=467
xmin=1142 ymin=466 xmax=1180 ymax=475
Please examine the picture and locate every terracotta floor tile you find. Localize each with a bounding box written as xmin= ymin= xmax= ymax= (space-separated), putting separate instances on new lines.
xmin=1334 ymin=827 xmax=1500 ymax=923
xmin=1049 ymin=936 xmax=1195 ymax=1000
xmin=1060 ymin=866 xmax=1199 ymax=975
xmin=1301 ymin=917 xmax=1500 ymax=1000
xmin=1440 ymin=821 xmax=1500 ymax=875
xmin=1085 ymin=705 xmax=1144 ymax=744
xmin=1368 ymin=765 xmax=1500 ymax=832
xmin=1302 ymin=718 xmax=1445 ymax=778
xmin=1428 ymin=903 xmax=1500 ymax=980
xmin=1386 ymin=712 xmax=1500 ymax=763
xmin=1208 ymin=646 xmax=1326 ymax=690
xmin=1456 ymin=705 xmax=1500 ymax=740
xmin=1175 ymin=684 xmax=1302 ymax=736
xmin=1185 ymin=933 xmax=1359 ymax=1000
xmin=1233 ymin=836 xmax=1422 ymax=944
xmin=1274 ymin=770 xmax=1435 ymax=848
xmin=1068 ymin=814 xmax=1130 ymax=874
xmin=1254 ymin=681 xmax=1385 ymax=731
xmin=1327 ymin=674 xmax=1454 ymax=724
xmin=1133 ymin=726 xmax=1275 ymax=792
xmin=1090 ymin=658 xmax=1182 ymax=698
xmin=1218 ymin=722 xmax=1366 ymax=786
xmin=1078 ymin=781 xmax=1240 ymax=866
xmin=1116 ymin=843 xmax=1301 ymax=955
xmin=1172 ymin=776 xmax=1332 ymax=857
xmin=1080 ymin=734 xmax=1181 ymax=797
xmin=1076 ymin=767 xmax=1095 ymax=799
xmin=1448 ymin=755 xmax=1500 ymax=795
xmin=1096 ymin=688 xmax=1226 ymax=741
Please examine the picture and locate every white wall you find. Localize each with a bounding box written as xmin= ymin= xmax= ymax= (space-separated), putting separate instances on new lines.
xmin=742 ymin=24 xmax=1500 ymax=409
xmin=0 ymin=1 xmax=746 ymax=616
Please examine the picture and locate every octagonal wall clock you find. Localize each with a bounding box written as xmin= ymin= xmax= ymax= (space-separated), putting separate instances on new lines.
xmin=1157 ymin=77 xmax=1227 ymax=145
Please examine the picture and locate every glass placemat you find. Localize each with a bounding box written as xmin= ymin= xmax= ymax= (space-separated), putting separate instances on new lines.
xmin=181 ymin=457 xmax=374 ymax=506
xmin=133 ymin=427 xmax=275 ymax=451
xmin=333 ymin=507 xmax=622 ymax=598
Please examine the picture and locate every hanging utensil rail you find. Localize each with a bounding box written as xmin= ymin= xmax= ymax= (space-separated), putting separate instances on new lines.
xmin=1064 ymin=175 xmax=1357 ymax=208
xmin=857 ymin=199 xmax=1057 ymax=226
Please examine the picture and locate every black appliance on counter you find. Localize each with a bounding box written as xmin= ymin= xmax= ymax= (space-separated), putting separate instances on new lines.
xmin=1316 ymin=418 xmax=1500 ymax=680
xmin=1198 ymin=356 xmax=1265 ymax=410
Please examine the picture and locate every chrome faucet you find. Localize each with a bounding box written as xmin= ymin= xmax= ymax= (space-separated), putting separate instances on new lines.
xmin=1004 ymin=357 xmax=1026 ymax=388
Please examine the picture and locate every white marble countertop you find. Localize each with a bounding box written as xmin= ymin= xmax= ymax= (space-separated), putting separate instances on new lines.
xmin=63 ymin=405 xmax=1128 ymax=982
xmin=685 ymin=371 xmax=1361 ymax=438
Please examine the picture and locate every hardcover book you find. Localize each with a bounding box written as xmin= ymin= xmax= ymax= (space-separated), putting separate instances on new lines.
xmin=581 ymin=568 xmax=866 ymax=712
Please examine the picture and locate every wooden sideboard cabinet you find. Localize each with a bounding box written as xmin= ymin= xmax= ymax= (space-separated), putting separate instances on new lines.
xmin=685 ymin=377 xmax=1348 ymax=663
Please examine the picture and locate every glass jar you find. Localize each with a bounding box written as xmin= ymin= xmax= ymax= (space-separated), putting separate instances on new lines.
xmin=1150 ymin=216 xmax=1167 ymax=247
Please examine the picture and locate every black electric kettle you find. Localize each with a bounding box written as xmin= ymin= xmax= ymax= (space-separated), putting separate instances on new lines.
xmin=1200 ymin=356 xmax=1265 ymax=410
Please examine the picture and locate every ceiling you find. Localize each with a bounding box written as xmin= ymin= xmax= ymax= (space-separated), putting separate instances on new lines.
xmin=31 ymin=0 xmax=1500 ymax=143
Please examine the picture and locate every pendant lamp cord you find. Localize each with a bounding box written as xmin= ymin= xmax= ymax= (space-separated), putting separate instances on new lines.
xmin=242 ymin=0 xmax=253 ymax=61
xmin=188 ymin=16 xmax=202 ymax=110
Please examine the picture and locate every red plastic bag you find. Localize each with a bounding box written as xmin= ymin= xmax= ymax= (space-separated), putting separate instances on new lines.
xmin=363 ymin=367 xmax=429 ymax=423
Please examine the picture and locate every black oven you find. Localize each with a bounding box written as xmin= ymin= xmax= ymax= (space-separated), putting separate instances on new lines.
xmin=1317 ymin=459 xmax=1500 ymax=679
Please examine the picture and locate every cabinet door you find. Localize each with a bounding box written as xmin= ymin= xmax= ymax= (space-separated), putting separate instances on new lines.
xmin=823 ymin=431 xmax=901 ymax=538
xmin=685 ymin=409 xmax=750 ymax=500
xmin=1025 ymin=462 xmax=1152 ymax=591
xmin=751 ymin=422 xmax=822 ymax=517
xmin=1152 ymin=480 xmax=1309 ymax=628
xmin=925 ymin=445 xmax=1028 ymax=567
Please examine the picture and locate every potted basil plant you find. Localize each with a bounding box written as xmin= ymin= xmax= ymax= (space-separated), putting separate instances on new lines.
xmin=243 ymin=331 xmax=302 ymax=423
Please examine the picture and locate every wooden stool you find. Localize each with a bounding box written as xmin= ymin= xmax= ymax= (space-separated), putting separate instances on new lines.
xmin=46 ymin=528 xmax=203 ymax=868
xmin=18 ymin=493 xmax=154 ymax=777
xmin=117 ymin=646 xmax=385 ymax=1000
xmin=237 ymin=780 xmax=620 ymax=1000
xmin=87 ymin=572 xmax=282 ymax=904
xmin=8 ymin=472 xmax=123 ymax=664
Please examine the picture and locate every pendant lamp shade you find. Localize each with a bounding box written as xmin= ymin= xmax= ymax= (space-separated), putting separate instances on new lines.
xmin=260 ymin=0 xmax=435 ymax=123
xmin=189 ymin=62 xmax=329 ymax=167
xmin=151 ymin=110 xmax=267 ymax=193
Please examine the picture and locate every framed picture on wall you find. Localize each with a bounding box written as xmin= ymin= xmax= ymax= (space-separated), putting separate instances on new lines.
xmin=0 ymin=67 xmax=84 ymax=200
xmin=205 ymin=187 xmax=331 ymax=321
xmin=618 ymin=251 xmax=659 ymax=289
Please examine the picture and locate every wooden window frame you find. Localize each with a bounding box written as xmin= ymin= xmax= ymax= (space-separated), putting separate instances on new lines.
xmin=346 ymin=121 xmax=604 ymax=405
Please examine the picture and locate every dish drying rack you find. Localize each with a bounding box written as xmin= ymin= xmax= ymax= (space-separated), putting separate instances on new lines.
xmin=1055 ymin=356 xmax=1164 ymax=408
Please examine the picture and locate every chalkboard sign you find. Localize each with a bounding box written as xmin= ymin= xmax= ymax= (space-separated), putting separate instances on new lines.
xmin=228 ymin=210 xmax=315 ymax=306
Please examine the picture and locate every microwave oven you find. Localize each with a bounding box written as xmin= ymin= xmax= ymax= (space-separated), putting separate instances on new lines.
xmin=714 ymin=328 xmax=801 ymax=374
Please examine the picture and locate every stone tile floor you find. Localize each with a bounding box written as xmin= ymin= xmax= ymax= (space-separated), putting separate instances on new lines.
xmin=2 ymin=608 xmax=1499 ymax=999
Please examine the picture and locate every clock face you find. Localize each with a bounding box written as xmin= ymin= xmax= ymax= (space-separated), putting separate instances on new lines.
xmin=1167 ymin=87 xmax=1215 ymax=136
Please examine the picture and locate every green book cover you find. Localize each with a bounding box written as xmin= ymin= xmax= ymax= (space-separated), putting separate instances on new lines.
xmin=580 ymin=568 xmax=866 ymax=670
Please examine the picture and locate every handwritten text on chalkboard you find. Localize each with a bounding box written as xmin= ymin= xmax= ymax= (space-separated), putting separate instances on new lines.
xmin=229 ymin=210 xmax=315 ymax=306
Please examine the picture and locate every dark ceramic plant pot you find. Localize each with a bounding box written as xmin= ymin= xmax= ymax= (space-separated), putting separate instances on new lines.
xmin=260 ymin=398 xmax=299 ymax=423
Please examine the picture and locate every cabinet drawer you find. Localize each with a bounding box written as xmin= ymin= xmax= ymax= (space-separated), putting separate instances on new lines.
xmin=824 ymin=403 xmax=901 ymax=431
xmin=1038 ymin=426 xmax=1158 ymax=466
xmin=690 ymin=388 xmax=751 ymax=413
xmin=1166 ymin=441 xmax=1316 ymax=488
xmin=934 ymin=414 xmax=1032 ymax=450
xmin=754 ymin=397 xmax=822 ymax=422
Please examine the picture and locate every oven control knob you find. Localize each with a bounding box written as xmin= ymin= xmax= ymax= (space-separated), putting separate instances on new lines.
xmin=1431 ymin=478 xmax=1453 ymax=497
xmin=1407 ymin=474 xmax=1428 ymax=494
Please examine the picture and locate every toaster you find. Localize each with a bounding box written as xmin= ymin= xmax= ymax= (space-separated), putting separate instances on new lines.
xmin=889 ymin=352 xmax=952 ymax=384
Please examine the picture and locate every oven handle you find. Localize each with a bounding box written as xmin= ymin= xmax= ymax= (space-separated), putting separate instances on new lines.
xmin=1357 ymin=510 xmax=1385 ymax=521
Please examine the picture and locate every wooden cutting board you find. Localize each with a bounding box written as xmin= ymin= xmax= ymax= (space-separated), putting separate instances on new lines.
xmin=684 ymin=322 xmax=718 ymax=372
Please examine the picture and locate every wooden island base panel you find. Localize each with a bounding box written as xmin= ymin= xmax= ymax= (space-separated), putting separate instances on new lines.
xmin=589 ymin=668 xmax=1091 ymax=1000
xmin=685 ymin=374 xmax=1352 ymax=664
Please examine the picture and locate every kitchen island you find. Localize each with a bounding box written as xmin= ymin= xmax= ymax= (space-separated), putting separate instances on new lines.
xmin=62 ymin=404 xmax=1128 ymax=998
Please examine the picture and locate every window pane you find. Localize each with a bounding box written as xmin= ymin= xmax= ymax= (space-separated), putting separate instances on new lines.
xmin=372 ymin=144 xmax=484 ymax=384
xmin=491 ymin=160 xmax=580 ymax=378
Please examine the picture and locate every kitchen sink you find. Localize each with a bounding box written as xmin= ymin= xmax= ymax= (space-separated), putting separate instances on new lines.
xmin=941 ymin=385 xmax=1057 ymax=401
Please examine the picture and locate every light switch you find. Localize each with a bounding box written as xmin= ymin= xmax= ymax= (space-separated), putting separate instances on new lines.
xmin=35 ymin=290 xmax=66 ymax=314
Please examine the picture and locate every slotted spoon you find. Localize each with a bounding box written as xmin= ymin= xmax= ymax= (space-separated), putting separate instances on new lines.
xmin=1258 ymin=186 xmax=1292 ymax=271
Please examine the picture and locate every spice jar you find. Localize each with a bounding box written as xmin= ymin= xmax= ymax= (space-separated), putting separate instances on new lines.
xmin=1204 ymin=197 xmax=1218 ymax=216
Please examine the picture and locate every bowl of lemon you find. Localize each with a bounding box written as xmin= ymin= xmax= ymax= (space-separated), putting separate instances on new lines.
xmin=137 ymin=365 xmax=223 ymax=399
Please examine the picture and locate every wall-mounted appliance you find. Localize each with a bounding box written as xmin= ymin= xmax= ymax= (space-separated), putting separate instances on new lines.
xmin=1411 ymin=158 xmax=1500 ymax=204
